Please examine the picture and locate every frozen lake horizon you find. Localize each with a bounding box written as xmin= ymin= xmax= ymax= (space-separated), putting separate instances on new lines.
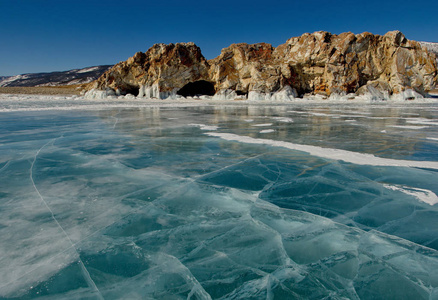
xmin=1 ymin=96 xmax=438 ymax=299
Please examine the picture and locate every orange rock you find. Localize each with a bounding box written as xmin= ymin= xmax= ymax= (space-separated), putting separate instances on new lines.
xmin=87 ymin=31 xmax=438 ymax=99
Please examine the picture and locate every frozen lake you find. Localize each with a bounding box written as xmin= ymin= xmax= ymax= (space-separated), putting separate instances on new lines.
xmin=1 ymin=98 xmax=438 ymax=299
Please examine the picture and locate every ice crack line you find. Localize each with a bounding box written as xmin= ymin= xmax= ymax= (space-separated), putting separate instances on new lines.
xmin=110 ymin=113 xmax=120 ymax=129
xmin=0 ymin=160 xmax=11 ymax=173
xmin=194 ymin=154 xmax=264 ymax=181
xmin=30 ymin=138 xmax=104 ymax=299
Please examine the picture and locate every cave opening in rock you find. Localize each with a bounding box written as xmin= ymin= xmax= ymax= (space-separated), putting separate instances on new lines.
xmin=177 ymin=80 xmax=216 ymax=97
xmin=123 ymin=85 xmax=140 ymax=96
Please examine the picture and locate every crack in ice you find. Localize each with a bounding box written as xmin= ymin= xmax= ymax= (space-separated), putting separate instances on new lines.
xmin=195 ymin=154 xmax=265 ymax=181
xmin=29 ymin=137 xmax=104 ymax=300
xmin=0 ymin=160 xmax=11 ymax=173
xmin=110 ymin=113 xmax=120 ymax=129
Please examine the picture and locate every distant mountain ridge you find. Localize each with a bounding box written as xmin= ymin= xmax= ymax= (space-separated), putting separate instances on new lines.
xmin=0 ymin=65 xmax=112 ymax=87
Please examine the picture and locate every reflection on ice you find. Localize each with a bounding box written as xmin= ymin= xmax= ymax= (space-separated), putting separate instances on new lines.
xmin=0 ymin=103 xmax=438 ymax=299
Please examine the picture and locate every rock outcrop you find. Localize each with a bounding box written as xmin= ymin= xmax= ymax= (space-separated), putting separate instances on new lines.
xmin=274 ymin=31 xmax=437 ymax=97
xmin=420 ymin=41 xmax=438 ymax=63
xmin=88 ymin=42 xmax=211 ymax=99
xmin=86 ymin=31 xmax=438 ymax=100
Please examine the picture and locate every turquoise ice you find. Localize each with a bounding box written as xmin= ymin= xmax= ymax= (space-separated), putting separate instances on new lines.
xmin=1 ymin=103 xmax=438 ymax=299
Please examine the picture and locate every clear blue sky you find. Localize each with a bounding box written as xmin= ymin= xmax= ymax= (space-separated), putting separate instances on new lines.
xmin=1 ymin=0 xmax=437 ymax=76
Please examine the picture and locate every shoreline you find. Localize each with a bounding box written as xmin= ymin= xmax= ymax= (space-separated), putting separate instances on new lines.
xmin=1 ymin=93 xmax=438 ymax=113
xmin=0 ymin=86 xmax=83 ymax=95
xmin=1 ymin=86 xmax=436 ymax=97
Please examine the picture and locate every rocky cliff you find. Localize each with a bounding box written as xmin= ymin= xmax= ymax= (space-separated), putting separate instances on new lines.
xmin=86 ymin=31 xmax=438 ymax=100
xmin=89 ymin=43 xmax=210 ymax=99
xmin=420 ymin=42 xmax=438 ymax=63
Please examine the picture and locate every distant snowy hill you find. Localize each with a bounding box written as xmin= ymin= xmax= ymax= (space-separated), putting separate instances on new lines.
xmin=0 ymin=65 xmax=112 ymax=87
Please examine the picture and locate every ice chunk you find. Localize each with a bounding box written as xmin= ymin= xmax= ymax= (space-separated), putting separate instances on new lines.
xmin=84 ymin=88 xmax=117 ymax=99
xmin=248 ymin=90 xmax=267 ymax=101
xmin=212 ymin=89 xmax=239 ymax=100
xmin=248 ymin=86 xmax=297 ymax=101
xmin=391 ymin=89 xmax=425 ymax=101
xmin=123 ymin=93 xmax=136 ymax=99
xmin=138 ymin=84 xmax=159 ymax=98
xmin=270 ymin=85 xmax=297 ymax=101
xmin=138 ymin=83 xmax=178 ymax=99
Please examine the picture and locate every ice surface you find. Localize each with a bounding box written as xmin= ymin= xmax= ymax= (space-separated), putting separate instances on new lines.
xmin=205 ymin=132 xmax=438 ymax=169
xmin=1 ymin=101 xmax=438 ymax=299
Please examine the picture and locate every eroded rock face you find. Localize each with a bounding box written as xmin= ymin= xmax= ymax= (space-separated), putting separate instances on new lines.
xmin=274 ymin=30 xmax=437 ymax=96
xmin=208 ymin=43 xmax=281 ymax=94
xmin=87 ymin=31 xmax=437 ymax=99
xmin=88 ymin=42 xmax=211 ymax=97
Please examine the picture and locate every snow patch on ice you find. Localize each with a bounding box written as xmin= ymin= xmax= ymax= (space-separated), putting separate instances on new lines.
xmin=384 ymin=184 xmax=438 ymax=205
xmin=405 ymin=118 xmax=438 ymax=126
xmin=189 ymin=124 xmax=218 ymax=131
xmin=259 ymin=129 xmax=275 ymax=134
xmin=205 ymin=132 xmax=438 ymax=169
xmin=253 ymin=123 xmax=273 ymax=127
xmin=308 ymin=112 xmax=332 ymax=117
xmin=272 ymin=117 xmax=293 ymax=123
xmin=388 ymin=125 xmax=430 ymax=130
